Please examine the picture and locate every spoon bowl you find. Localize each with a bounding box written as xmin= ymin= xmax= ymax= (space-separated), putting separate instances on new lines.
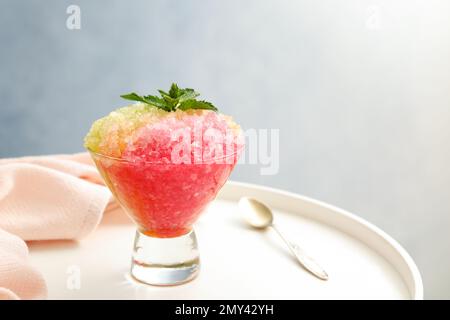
xmin=239 ymin=197 xmax=273 ymax=228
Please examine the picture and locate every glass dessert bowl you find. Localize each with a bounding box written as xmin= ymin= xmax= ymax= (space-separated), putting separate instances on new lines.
xmin=89 ymin=149 xmax=240 ymax=285
xmin=85 ymin=84 xmax=243 ymax=285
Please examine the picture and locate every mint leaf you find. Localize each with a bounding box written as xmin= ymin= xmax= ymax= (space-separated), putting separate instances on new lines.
xmin=179 ymin=99 xmax=218 ymax=111
xmin=168 ymin=83 xmax=180 ymax=98
xmin=159 ymin=93 xmax=177 ymax=107
xmin=121 ymin=84 xmax=217 ymax=112
xmin=157 ymin=89 xmax=170 ymax=97
xmin=178 ymin=89 xmax=200 ymax=103
xmin=142 ymin=95 xmax=170 ymax=111
xmin=121 ymin=92 xmax=169 ymax=111
xmin=120 ymin=92 xmax=147 ymax=104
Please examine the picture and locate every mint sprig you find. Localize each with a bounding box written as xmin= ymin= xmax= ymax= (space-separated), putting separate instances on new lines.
xmin=120 ymin=83 xmax=218 ymax=112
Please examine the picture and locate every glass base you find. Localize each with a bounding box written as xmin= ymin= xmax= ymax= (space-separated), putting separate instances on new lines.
xmin=130 ymin=229 xmax=200 ymax=286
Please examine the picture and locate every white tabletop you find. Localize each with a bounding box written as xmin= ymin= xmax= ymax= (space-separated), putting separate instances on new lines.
xmin=28 ymin=181 xmax=422 ymax=299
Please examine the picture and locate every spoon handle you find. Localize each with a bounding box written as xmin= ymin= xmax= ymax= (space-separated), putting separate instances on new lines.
xmin=271 ymin=224 xmax=329 ymax=281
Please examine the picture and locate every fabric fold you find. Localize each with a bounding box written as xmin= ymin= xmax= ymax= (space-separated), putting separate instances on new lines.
xmin=0 ymin=152 xmax=112 ymax=299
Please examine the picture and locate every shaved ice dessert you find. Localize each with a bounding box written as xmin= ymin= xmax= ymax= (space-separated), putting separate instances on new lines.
xmin=85 ymin=84 xmax=243 ymax=238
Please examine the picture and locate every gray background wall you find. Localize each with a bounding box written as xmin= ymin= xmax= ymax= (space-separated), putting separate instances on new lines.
xmin=1 ymin=0 xmax=449 ymax=298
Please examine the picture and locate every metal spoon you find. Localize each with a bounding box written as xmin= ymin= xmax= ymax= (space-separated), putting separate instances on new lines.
xmin=239 ymin=197 xmax=329 ymax=281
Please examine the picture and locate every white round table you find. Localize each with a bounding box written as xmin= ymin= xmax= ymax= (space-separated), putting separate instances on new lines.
xmin=28 ymin=181 xmax=423 ymax=299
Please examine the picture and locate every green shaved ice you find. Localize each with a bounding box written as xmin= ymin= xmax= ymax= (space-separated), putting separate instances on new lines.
xmin=84 ymin=103 xmax=167 ymax=157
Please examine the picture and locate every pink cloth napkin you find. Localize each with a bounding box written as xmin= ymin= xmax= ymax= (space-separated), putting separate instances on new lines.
xmin=0 ymin=153 xmax=112 ymax=299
